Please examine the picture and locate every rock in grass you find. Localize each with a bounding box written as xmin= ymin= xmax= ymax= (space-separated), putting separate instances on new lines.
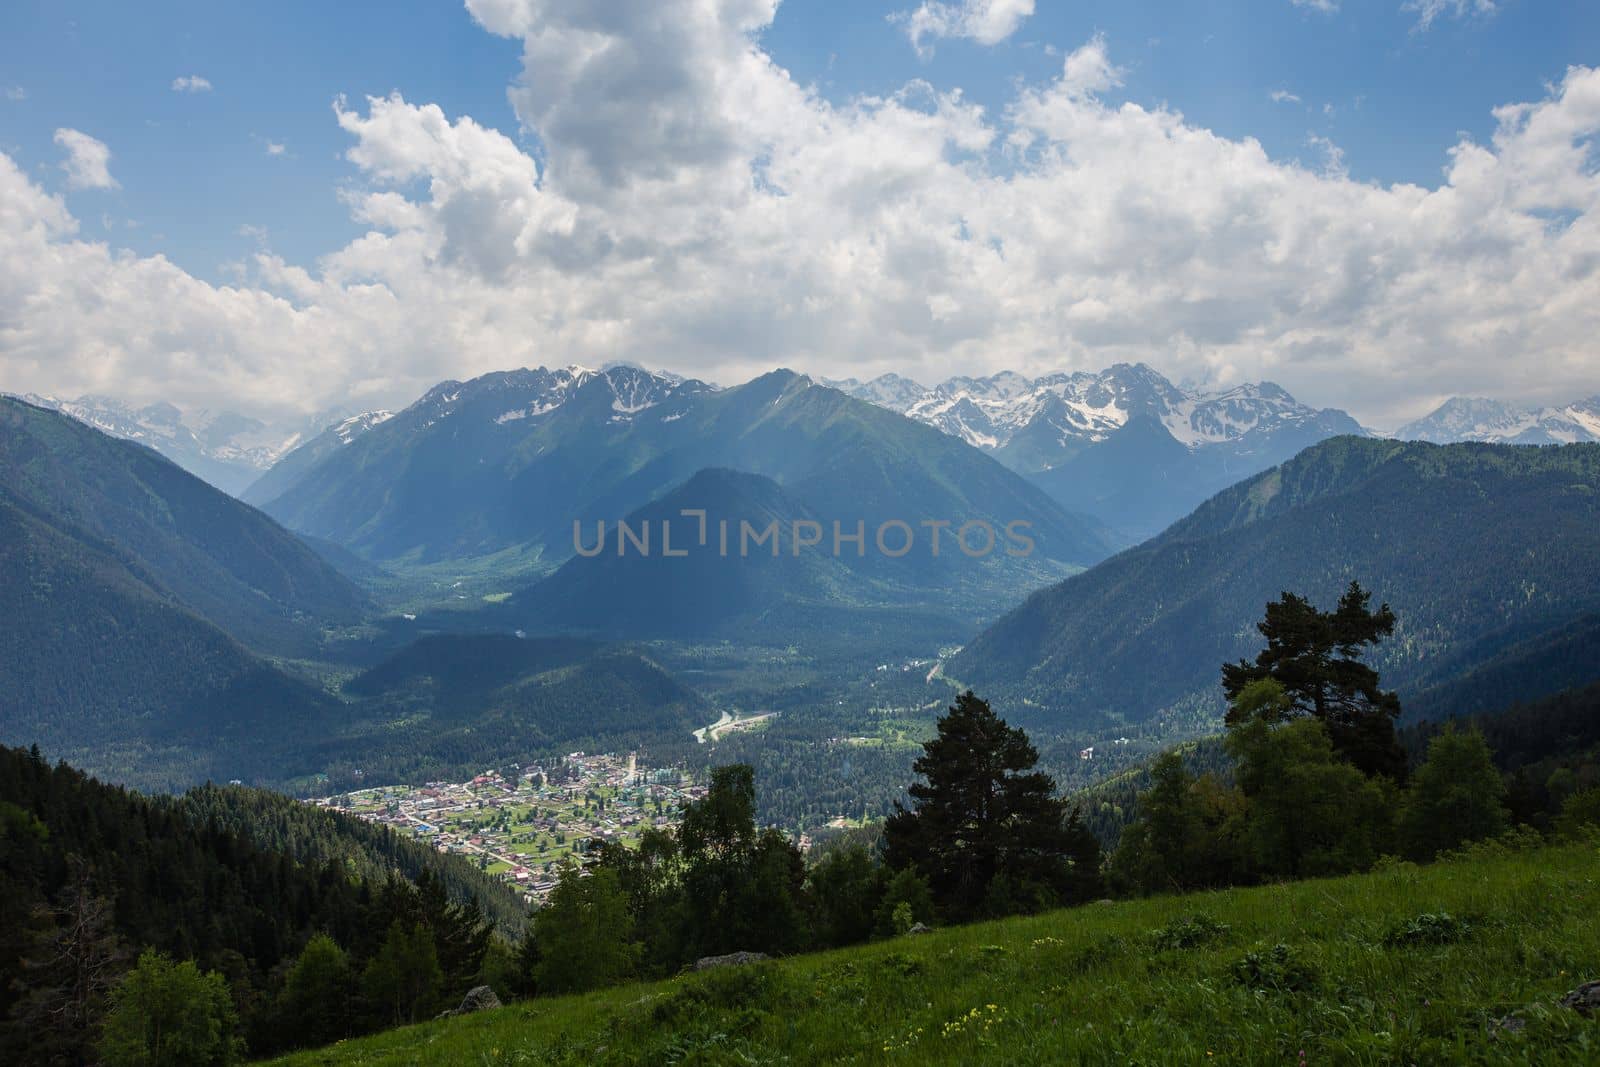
xmin=438 ymin=985 xmax=502 ymax=1018
xmin=1560 ymin=980 xmax=1600 ymax=1015
xmin=693 ymin=951 xmax=769 ymax=971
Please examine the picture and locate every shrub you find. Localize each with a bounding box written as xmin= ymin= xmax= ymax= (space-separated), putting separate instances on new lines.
xmin=1382 ymin=912 xmax=1472 ymax=947
xmin=1150 ymin=913 xmax=1232 ymax=951
xmin=1230 ymin=944 xmax=1319 ymax=994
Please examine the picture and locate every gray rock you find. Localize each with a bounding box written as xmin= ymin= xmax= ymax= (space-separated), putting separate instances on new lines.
xmin=907 ymin=923 xmax=932 ymax=935
xmin=1560 ymin=980 xmax=1600 ymax=1015
xmin=438 ymin=985 xmax=502 ymax=1018
xmin=692 ymin=951 xmax=769 ymax=971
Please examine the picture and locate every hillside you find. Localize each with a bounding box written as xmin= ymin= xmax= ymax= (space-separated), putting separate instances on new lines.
xmin=0 ymin=395 xmax=367 ymax=654
xmin=0 ymin=745 xmax=524 ymax=1061
xmin=0 ymin=489 xmax=344 ymax=788
xmin=953 ymin=438 xmax=1600 ymax=730
xmin=519 ymin=467 xmax=1032 ymax=647
xmin=269 ymin=841 xmax=1600 ymax=1065
xmin=241 ymin=410 xmax=394 ymax=507
xmin=299 ymin=634 xmax=710 ymax=790
xmin=251 ymin=367 xmax=1117 ymax=586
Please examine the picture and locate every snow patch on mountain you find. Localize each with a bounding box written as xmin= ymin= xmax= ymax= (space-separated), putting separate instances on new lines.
xmin=831 ymin=364 xmax=1361 ymax=462
xmin=1397 ymin=396 xmax=1600 ymax=445
xmin=334 ymin=411 xmax=393 ymax=442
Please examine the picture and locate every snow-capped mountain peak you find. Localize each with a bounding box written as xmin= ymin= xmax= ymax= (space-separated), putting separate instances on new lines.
xmin=406 ymin=364 xmax=716 ymax=431
xmin=829 ymin=364 xmax=1362 ymax=467
xmin=1397 ymin=396 xmax=1600 ymax=445
xmin=333 ymin=411 xmax=394 ymax=443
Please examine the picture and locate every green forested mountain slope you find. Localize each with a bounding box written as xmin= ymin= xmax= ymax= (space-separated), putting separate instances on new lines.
xmin=0 ymin=745 xmax=524 ymax=1061
xmin=300 ymin=634 xmax=709 ymax=789
xmin=1401 ymin=612 xmax=1600 ymax=724
xmin=0 ymin=396 xmax=366 ymax=655
xmin=0 ymin=491 xmax=341 ymax=788
xmin=953 ymin=438 xmax=1600 ymax=729
xmin=519 ymin=467 xmax=1012 ymax=647
xmin=0 ymin=391 xmax=716 ymax=790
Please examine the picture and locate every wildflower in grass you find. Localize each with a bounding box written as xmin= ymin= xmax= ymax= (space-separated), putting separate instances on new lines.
xmin=940 ymin=1004 xmax=1007 ymax=1041
xmin=881 ymin=1024 xmax=925 ymax=1054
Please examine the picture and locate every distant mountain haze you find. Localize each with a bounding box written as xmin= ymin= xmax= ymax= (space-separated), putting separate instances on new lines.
xmin=12 ymin=392 xmax=362 ymax=496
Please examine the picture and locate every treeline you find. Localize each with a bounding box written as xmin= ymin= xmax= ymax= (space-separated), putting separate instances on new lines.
xmin=1106 ymin=585 xmax=1600 ymax=894
xmin=0 ymin=746 xmax=519 ymax=1064
xmin=509 ymin=688 xmax=1106 ymax=999
xmin=1402 ymin=679 xmax=1600 ymax=830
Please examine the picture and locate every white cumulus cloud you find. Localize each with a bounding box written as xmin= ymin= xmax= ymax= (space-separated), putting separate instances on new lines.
xmin=3 ymin=9 xmax=1600 ymax=433
xmin=171 ymin=75 xmax=213 ymax=93
xmin=893 ymin=0 xmax=1035 ymax=58
xmin=52 ymin=129 xmax=118 ymax=190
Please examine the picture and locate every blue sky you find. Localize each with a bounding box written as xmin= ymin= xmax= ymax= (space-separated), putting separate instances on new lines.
xmin=5 ymin=1 xmax=1593 ymax=282
xmin=1 ymin=1 xmax=1598 ymax=426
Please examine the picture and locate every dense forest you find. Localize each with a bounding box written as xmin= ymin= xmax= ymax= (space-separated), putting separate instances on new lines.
xmin=0 ymin=745 xmax=524 ymax=1063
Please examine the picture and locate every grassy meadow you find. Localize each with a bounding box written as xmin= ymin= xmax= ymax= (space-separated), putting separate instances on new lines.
xmin=267 ymin=838 xmax=1600 ymax=1065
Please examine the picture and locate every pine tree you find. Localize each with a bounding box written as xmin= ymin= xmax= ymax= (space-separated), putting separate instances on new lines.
xmin=6 ymin=858 xmax=126 ymax=1065
xmin=1223 ymin=582 xmax=1407 ymax=779
xmin=882 ymin=691 xmax=1095 ymax=920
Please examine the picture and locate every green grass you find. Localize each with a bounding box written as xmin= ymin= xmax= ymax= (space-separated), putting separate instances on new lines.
xmin=267 ymin=840 xmax=1600 ymax=1065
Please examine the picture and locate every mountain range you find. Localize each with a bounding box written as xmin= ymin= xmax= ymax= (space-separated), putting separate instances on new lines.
xmin=11 ymin=392 xmax=359 ymax=496
xmin=0 ymin=395 xmax=713 ymax=791
xmin=952 ymin=435 xmax=1600 ymax=732
xmin=1396 ymin=396 xmax=1600 ymax=445
xmin=828 ymin=364 xmax=1368 ymax=537
xmin=247 ymin=365 xmax=1118 ymax=633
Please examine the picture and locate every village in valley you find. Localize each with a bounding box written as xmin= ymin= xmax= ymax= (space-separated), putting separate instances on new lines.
xmin=313 ymin=753 xmax=708 ymax=904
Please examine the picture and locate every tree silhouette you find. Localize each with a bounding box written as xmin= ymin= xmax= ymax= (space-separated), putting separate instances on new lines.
xmin=1222 ymin=581 xmax=1406 ymax=778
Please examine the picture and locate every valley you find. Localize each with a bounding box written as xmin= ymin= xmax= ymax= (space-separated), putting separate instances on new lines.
xmin=8 ymin=6 xmax=1600 ymax=1060
xmin=6 ymin=367 xmax=1600 ymax=1066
